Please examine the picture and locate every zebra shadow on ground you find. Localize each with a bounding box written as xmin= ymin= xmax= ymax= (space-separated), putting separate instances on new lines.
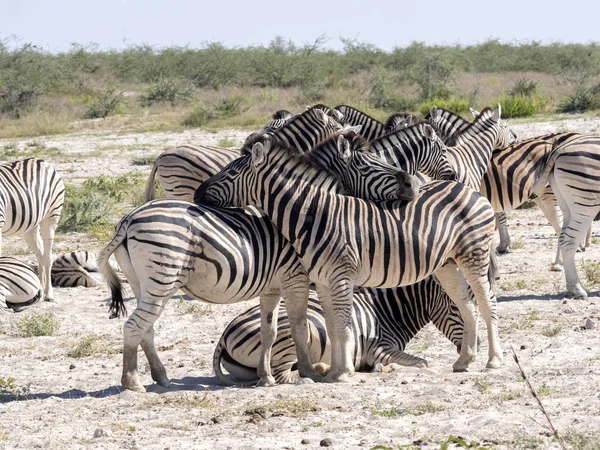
xmin=497 ymin=289 xmax=600 ymax=303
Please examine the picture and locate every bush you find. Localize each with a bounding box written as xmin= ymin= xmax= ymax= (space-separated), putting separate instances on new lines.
xmin=84 ymin=89 xmax=125 ymax=119
xmin=509 ymin=78 xmax=538 ymax=97
xmin=58 ymin=174 xmax=146 ymax=233
xmin=499 ymin=95 xmax=539 ymax=118
xmin=182 ymin=105 xmax=216 ymax=127
xmin=558 ymin=85 xmax=600 ymax=113
xmin=16 ymin=311 xmax=60 ymax=337
xmin=213 ymin=96 xmax=246 ymax=118
xmin=139 ymin=77 xmax=193 ymax=106
xmin=419 ymin=97 xmax=470 ymax=116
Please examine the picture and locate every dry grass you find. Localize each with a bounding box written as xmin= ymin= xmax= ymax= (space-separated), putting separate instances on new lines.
xmin=245 ymin=398 xmax=321 ymax=419
xmin=66 ymin=334 xmax=121 ymax=358
xmin=142 ymin=392 xmax=214 ymax=409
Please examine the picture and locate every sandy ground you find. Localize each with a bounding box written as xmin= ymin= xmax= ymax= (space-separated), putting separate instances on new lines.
xmin=0 ymin=116 xmax=600 ymax=450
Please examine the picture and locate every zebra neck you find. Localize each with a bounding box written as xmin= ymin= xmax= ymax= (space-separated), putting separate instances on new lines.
xmin=371 ymin=139 xmax=418 ymax=175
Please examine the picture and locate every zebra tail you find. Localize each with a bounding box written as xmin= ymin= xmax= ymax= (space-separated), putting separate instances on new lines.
xmin=98 ymin=220 xmax=129 ymax=319
xmin=212 ymin=341 xmax=258 ymax=387
xmin=144 ymin=160 xmax=158 ymax=202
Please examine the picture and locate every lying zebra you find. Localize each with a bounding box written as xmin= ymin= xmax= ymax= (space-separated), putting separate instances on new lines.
xmin=214 ymin=277 xmax=467 ymax=385
xmin=0 ymin=257 xmax=42 ymax=312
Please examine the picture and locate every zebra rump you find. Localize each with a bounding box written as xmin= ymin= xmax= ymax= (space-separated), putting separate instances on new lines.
xmin=0 ymin=257 xmax=43 ymax=312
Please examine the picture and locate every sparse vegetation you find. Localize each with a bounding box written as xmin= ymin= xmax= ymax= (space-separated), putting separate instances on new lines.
xmin=581 ymin=259 xmax=600 ymax=286
xmin=541 ymin=325 xmax=562 ymax=337
xmin=142 ymin=392 xmax=213 ymax=409
xmin=0 ymin=377 xmax=31 ymax=399
xmin=217 ymin=137 xmax=237 ymax=148
xmin=16 ymin=310 xmax=60 ymax=337
xmin=175 ymin=299 xmax=212 ymax=316
xmin=131 ymin=155 xmax=157 ymax=166
xmin=245 ymin=398 xmax=321 ymax=418
xmin=67 ymin=334 xmax=120 ymax=358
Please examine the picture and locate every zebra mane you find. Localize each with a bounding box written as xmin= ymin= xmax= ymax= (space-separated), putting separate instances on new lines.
xmin=333 ymin=105 xmax=383 ymax=125
xmin=373 ymin=120 xmax=433 ymax=143
xmin=424 ymin=106 xmax=464 ymax=121
xmin=384 ymin=112 xmax=412 ymax=130
xmin=306 ymin=131 xmax=372 ymax=158
xmin=449 ymin=107 xmax=493 ymax=142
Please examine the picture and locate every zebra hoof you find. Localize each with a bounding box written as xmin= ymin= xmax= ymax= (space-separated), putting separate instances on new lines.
xmin=256 ymin=376 xmax=277 ymax=387
xmin=122 ymin=380 xmax=146 ymax=393
xmin=371 ymin=363 xmax=384 ymax=373
xmin=44 ymin=297 xmax=56 ymax=303
xmin=323 ymin=373 xmax=352 ymax=383
xmin=157 ymin=378 xmax=171 ymax=389
xmin=550 ymin=264 xmax=564 ymax=272
xmin=496 ymin=247 xmax=510 ymax=255
xmin=485 ymin=357 xmax=502 ymax=369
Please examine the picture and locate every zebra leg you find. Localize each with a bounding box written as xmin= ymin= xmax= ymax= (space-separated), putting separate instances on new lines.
xmin=256 ymin=291 xmax=280 ymax=387
xmin=39 ymin=218 xmax=58 ymax=301
xmin=317 ymin=281 xmax=355 ymax=383
xmin=495 ymin=213 xmax=511 ymax=254
xmin=434 ymin=263 xmax=479 ymax=372
xmin=375 ymin=348 xmax=428 ymax=368
xmin=281 ymin=273 xmax=321 ymax=382
xmin=140 ymin=325 xmax=169 ymax=388
xmin=534 ymin=195 xmax=565 ymax=271
xmin=24 ymin=226 xmax=47 ymax=301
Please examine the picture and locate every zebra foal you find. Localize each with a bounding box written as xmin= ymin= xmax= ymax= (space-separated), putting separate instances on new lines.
xmin=197 ymin=134 xmax=502 ymax=381
xmin=214 ymin=278 xmax=468 ymax=385
xmin=0 ymin=158 xmax=64 ymax=301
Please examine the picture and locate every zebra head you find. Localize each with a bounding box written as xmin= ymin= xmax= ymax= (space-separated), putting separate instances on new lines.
xmin=470 ymin=105 xmax=518 ymax=146
xmin=306 ymin=132 xmax=421 ymax=201
xmin=415 ymin=123 xmax=458 ymax=182
xmin=384 ymin=113 xmax=414 ymax=133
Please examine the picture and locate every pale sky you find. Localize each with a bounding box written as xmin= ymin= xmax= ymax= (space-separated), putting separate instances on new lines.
xmin=1 ymin=0 xmax=599 ymax=52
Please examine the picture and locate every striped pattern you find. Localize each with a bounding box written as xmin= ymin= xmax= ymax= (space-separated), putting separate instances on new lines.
xmin=425 ymin=106 xmax=471 ymax=145
xmin=384 ymin=113 xmax=414 ymax=132
xmin=50 ymin=251 xmax=108 ymax=288
xmin=333 ymin=105 xmax=386 ymax=141
xmin=197 ymin=137 xmax=502 ymax=380
xmin=101 ymin=132 xmax=409 ymax=391
xmin=0 ymin=256 xmax=42 ymax=312
xmin=214 ymin=278 xmax=466 ymax=384
xmin=0 ymin=157 xmax=64 ymax=300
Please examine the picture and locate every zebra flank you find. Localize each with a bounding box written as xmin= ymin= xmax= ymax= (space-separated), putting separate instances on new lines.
xmin=215 ymin=278 xmax=466 ymax=384
xmin=0 ymin=257 xmax=42 ymax=312
xmin=0 ymin=157 xmax=64 ymax=300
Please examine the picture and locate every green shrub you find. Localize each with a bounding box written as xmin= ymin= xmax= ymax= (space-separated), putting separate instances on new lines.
xmin=16 ymin=311 xmax=60 ymax=337
xmin=131 ymin=155 xmax=157 ymax=166
xmin=419 ymin=97 xmax=469 ymax=116
xmin=84 ymin=89 xmax=125 ymax=119
xmin=509 ymin=78 xmax=538 ymax=97
xmin=499 ymin=95 xmax=539 ymax=118
xmin=558 ymin=85 xmax=600 ymax=113
xmin=213 ymin=96 xmax=246 ymax=119
xmin=140 ymin=77 xmax=193 ymax=106
xmin=182 ymin=105 xmax=216 ymax=127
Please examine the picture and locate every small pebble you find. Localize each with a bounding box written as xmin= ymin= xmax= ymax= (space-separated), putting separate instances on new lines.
xmin=585 ymin=318 xmax=597 ymax=330
xmin=178 ymin=362 xmax=184 ymax=368
xmin=401 ymin=380 xmax=408 ymax=385
xmin=563 ymin=300 xmax=568 ymax=304
xmin=69 ymin=364 xmax=76 ymax=370
xmin=210 ymin=416 xmax=222 ymax=424
xmin=301 ymin=438 xmax=311 ymax=445
xmin=359 ymin=439 xmax=369 ymax=447
xmin=520 ymin=345 xmax=527 ymax=350
xmin=93 ymin=428 xmax=108 ymax=438
xmin=320 ymin=438 xmax=333 ymax=447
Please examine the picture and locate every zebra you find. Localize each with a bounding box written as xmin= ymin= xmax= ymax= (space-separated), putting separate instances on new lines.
xmin=0 ymin=158 xmax=64 ymax=301
xmin=368 ymin=121 xmax=457 ymax=181
xmin=144 ymin=106 xmax=343 ymax=202
xmin=214 ymin=278 xmax=468 ymax=385
xmin=333 ymin=105 xmax=386 ymax=141
xmin=0 ymin=257 xmax=42 ymax=313
xmin=196 ymin=133 xmax=502 ymax=381
xmin=425 ymin=106 xmax=472 ymax=145
xmin=100 ymin=131 xmax=417 ymax=391
xmin=530 ymin=134 xmax=600 ymax=299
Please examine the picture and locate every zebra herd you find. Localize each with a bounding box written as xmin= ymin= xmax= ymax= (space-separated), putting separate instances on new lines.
xmin=1 ymin=103 xmax=599 ymax=391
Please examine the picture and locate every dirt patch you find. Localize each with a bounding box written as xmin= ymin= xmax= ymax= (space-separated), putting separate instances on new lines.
xmin=1 ymin=118 xmax=600 ymax=449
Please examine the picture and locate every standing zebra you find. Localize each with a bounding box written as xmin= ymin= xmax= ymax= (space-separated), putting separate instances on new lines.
xmin=144 ymin=106 xmax=342 ymax=202
xmin=531 ymin=134 xmax=600 ymax=299
xmin=196 ymin=134 xmax=502 ymax=381
xmin=214 ymin=278 xmax=468 ymax=385
xmin=0 ymin=257 xmax=42 ymax=312
xmin=0 ymin=158 xmax=64 ymax=301
xmin=101 ymin=131 xmax=417 ymax=391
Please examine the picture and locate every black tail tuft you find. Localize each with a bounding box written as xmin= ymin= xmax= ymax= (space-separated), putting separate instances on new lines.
xmin=108 ymin=276 xmax=127 ymax=319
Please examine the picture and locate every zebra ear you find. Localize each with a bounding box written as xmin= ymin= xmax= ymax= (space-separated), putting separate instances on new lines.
xmin=337 ymin=135 xmax=351 ymax=161
xmin=343 ymin=125 xmax=362 ymax=134
xmin=405 ymin=115 xmax=414 ymax=126
xmin=423 ymin=124 xmax=437 ymax=141
xmin=251 ymin=142 xmax=265 ymax=167
xmin=330 ymin=109 xmax=344 ymax=122
xmin=469 ymin=107 xmax=480 ymax=118
xmin=429 ymin=105 xmax=440 ymax=119
xmin=491 ymin=104 xmax=501 ymax=122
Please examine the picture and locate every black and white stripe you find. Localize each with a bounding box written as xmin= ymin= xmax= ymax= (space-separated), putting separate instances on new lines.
xmin=197 ymin=134 xmax=502 ymax=381
xmin=214 ymin=277 xmax=466 ymax=385
xmin=0 ymin=257 xmax=42 ymax=312
xmin=0 ymin=157 xmax=64 ymax=301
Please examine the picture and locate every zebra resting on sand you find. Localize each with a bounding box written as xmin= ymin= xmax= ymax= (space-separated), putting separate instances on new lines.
xmin=0 ymin=257 xmax=42 ymax=312
xmin=214 ymin=277 xmax=468 ymax=385
xmin=0 ymin=158 xmax=64 ymax=301
xmin=196 ymin=132 xmax=502 ymax=382
xmin=100 ymin=131 xmax=418 ymax=391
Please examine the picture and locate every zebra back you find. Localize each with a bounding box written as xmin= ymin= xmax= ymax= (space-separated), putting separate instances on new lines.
xmin=333 ymin=105 xmax=386 ymax=141
xmin=0 ymin=256 xmax=42 ymax=312
xmin=0 ymin=158 xmax=64 ymax=235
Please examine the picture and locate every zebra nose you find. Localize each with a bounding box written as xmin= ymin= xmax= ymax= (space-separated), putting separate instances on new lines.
xmin=194 ymin=182 xmax=210 ymax=205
